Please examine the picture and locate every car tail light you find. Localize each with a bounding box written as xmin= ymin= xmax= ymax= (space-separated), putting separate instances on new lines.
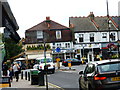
xmin=94 ymin=74 xmax=107 ymax=80
xmin=40 ymin=66 xmax=42 ymax=69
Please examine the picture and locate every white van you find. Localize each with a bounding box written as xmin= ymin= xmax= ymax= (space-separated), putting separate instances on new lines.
xmin=33 ymin=58 xmax=55 ymax=74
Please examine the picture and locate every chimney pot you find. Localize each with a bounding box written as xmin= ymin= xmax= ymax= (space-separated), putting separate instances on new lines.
xmin=46 ymin=17 xmax=50 ymax=20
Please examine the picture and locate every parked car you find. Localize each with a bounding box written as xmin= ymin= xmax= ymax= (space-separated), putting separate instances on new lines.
xmin=62 ymin=58 xmax=82 ymax=66
xmin=33 ymin=58 xmax=55 ymax=74
xmin=78 ymin=59 xmax=120 ymax=90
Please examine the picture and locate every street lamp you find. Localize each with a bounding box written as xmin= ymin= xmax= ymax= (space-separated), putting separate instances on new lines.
xmin=43 ymin=31 xmax=48 ymax=90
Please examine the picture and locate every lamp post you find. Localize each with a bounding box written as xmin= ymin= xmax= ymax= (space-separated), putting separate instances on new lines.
xmin=43 ymin=31 xmax=48 ymax=90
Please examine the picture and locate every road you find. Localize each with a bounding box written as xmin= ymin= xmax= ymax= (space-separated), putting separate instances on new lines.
xmin=23 ymin=64 xmax=86 ymax=89
xmin=47 ymin=64 xmax=86 ymax=90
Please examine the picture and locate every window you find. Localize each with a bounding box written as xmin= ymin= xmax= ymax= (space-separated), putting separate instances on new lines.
xmin=37 ymin=31 xmax=43 ymax=39
xmin=65 ymin=43 xmax=70 ymax=48
xmin=98 ymin=63 xmax=120 ymax=73
xmin=57 ymin=43 xmax=61 ymax=48
xmin=79 ymin=34 xmax=84 ymax=42
xmin=110 ymin=33 xmax=115 ymax=41
xmin=56 ymin=31 xmax=61 ymax=39
xmin=102 ymin=33 xmax=107 ymax=41
xmin=90 ymin=33 xmax=94 ymax=42
xmin=84 ymin=64 xmax=95 ymax=74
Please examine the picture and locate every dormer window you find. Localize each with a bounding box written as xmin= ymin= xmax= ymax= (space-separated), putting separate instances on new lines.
xmin=56 ymin=31 xmax=61 ymax=39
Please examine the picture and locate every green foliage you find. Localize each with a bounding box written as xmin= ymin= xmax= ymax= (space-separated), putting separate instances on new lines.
xmin=27 ymin=44 xmax=51 ymax=50
xmin=4 ymin=38 xmax=23 ymax=59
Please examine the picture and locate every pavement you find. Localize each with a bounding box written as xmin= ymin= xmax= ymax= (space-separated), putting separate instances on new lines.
xmin=1 ymin=63 xmax=86 ymax=90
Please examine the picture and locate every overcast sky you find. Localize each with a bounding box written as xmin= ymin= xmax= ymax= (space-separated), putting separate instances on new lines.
xmin=8 ymin=0 xmax=120 ymax=38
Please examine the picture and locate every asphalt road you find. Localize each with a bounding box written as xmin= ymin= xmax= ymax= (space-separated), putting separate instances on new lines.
xmin=47 ymin=64 xmax=86 ymax=90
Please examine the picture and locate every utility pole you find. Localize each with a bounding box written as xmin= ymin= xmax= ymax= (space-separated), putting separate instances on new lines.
xmin=106 ymin=0 xmax=111 ymax=59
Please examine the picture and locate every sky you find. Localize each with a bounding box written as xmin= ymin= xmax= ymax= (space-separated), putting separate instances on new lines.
xmin=8 ymin=0 xmax=120 ymax=38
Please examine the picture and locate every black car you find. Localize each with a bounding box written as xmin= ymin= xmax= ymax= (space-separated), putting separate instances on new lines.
xmin=79 ymin=59 xmax=120 ymax=90
xmin=62 ymin=58 xmax=82 ymax=66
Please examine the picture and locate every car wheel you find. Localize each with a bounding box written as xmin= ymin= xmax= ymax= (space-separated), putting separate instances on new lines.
xmin=88 ymin=85 xmax=94 ymax=90
xmin=79 ymin=81 xmax=83 ymax=90
xmin=79 ymin=84 xmax=83 ymax=90
xmin=51 ymin=70 xmax=55 ymax=74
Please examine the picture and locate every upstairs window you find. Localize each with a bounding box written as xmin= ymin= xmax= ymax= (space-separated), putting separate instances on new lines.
xmin=57 ymin=43 xmax=61 ymax=48
xmin=79 ymin=34 xmax=84 ymax=42
xmin=110 ymin=33 xmax=115 ymax=41
xmin=56 ymin=31 xmax=61 ymax=39
xmin=65 ymin=43 xmax=70 ymax=48
xmin=102 ymin=33 xmax=107 ymax=41
xmin=90 ymin=33 xmax=94 ymax=42
xmin=37 ymin=31 xmax=43 ymax=39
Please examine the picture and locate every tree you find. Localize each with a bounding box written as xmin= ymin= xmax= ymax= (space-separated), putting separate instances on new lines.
xmin=4 ymin=38 xmax=23 ymax=60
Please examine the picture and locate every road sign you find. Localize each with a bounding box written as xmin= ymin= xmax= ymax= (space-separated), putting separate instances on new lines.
xmin=56 ymin=47 xmax=61 ymax=52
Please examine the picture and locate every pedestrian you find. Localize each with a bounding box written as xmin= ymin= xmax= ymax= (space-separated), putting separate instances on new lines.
xmin=2 ymin=62 xmax=8 ymax=76
xmin=9 ymin=66 xmax=14 ymax=82
xmin=13 ymin=62 xmax=20 ymax=82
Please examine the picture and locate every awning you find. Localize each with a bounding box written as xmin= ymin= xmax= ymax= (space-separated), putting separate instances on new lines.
xmin=15 ymin=58 xmax=25 ymax=61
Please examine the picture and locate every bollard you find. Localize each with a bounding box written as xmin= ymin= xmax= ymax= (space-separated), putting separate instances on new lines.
xmin=28 ymin=72 xmax=30 ymax=81
xmin=25 ymin=71 xmax=27 ymax=80
xmin=21 ymin=71 xmax=23 ymax=79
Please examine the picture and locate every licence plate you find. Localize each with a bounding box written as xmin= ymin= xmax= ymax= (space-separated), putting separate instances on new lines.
xmin=112 ymin=77 xmax=120 ymax=81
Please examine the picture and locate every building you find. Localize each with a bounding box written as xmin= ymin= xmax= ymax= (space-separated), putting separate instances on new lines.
xmin=69 ymin=12 xmax=120 ymax=62
xmin=0 ymin=1 xmax=21 ymax=87
xmin=25 ymin=17 xmax=75 ymax=61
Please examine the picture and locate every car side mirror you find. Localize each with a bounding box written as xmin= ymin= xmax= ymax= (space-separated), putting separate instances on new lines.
xmin=79 ymin=71 xmax=83 ymax=74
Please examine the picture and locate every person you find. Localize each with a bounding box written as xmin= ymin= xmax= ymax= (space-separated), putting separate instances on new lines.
xmin=9 ymin=66 xmax=14 ymax=82
xmin=13 ymin=62 xmax=20 ymax=82
xmin=2 ymin=62 xmax=8 ymax=76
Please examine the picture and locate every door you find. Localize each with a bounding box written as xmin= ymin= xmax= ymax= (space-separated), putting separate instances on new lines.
xmin=82 ymin=64 xmax=95 ymax=89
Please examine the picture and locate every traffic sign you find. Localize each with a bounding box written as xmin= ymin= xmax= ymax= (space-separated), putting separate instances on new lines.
xmin=56 ymin=47 xmax=61 ymax=52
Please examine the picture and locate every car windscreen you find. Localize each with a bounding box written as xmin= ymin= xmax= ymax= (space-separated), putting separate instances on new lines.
xmin=98 ymin=62 xmax=120 ymax=73
xmin=40 ymin=58 xmax=52 ymax=63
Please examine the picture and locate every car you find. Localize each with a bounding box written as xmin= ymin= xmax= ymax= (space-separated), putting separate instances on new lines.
xmin=78 ymin=59 xmax=120 ymax=90
xmin=33 ymin=58 xmax=55 ymax=74
xmin=62 ymin=58 xmax=82 ymax=66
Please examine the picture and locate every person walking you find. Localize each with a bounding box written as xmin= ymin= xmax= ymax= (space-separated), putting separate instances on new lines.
xmin=9 ymin=66 xmax=14 ymax=82
xmin=13 ymin=62 xmax=20 ymax=82
xmin=2 ymin=62 xmax=8 ymax=76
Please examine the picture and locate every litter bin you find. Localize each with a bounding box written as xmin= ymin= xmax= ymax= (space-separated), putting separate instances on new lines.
xmin=38 ymin=71 xmax=44 ymax=86
xmin=30 ymin=69 xmax=39 ymax=85
xmin=30 ymin=69 xmax=45 ymax=86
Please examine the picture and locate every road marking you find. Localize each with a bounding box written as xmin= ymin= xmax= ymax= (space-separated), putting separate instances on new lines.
xmin=48 ymin=82 xmax=64 ymax=90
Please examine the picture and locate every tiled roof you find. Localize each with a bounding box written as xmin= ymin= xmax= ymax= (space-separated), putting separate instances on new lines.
xmin=69 ymin=17 xmax=97 ymax=32
xmin=112 ymin=16 xmax=120 ymax=29
xmin=94 ymin=16 xmax=116 ymax=30
xmin=26 ymin=20 xmax=69 ymax=31
xmin=69 ymin=13 xmax=118 ymax=32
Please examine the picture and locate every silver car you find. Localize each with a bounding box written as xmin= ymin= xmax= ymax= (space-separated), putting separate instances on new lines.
xmin=79 ymin=59 xmax=120 ymax=90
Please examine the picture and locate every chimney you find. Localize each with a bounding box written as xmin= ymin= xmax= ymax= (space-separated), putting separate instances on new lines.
xmin=88 ymin=12 xmax=94 ymax=20
xmin=46 ymin=16 xmax=51 ymax=28
xmin=46 ymin=16 xmax=50 ymax=21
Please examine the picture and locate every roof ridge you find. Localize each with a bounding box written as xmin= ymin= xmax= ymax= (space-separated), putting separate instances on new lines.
xmin=109 ymin=17 xmax=119 ymax=29
xmin=91 ymin=19 xmax=99 ymax=29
